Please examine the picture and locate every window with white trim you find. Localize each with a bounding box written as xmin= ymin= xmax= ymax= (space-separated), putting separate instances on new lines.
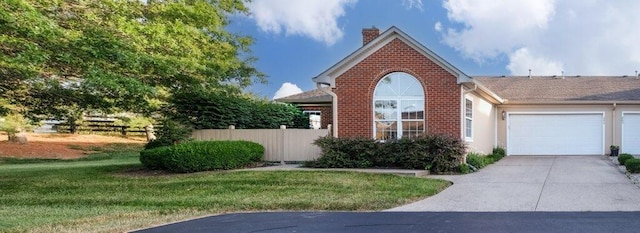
xmin=303 ymin=110 xmax=321 ymax=129
xmin=464 ymin=97 xmax=473 ymax=140
xmin=373 ymin=72 xmax=425 ymax=140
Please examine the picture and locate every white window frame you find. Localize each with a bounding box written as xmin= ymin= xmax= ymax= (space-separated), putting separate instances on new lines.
xmin=372 ymin=72 xmax=425 ymax=140
xmin=303 ymin=110 xmax=322 ymax=129
xmin=464 ymin=97 xmax=473 ymax=141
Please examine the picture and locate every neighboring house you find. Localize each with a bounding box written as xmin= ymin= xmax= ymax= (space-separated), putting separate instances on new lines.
xmin=276 ymin=26 xmax=640 ymax=156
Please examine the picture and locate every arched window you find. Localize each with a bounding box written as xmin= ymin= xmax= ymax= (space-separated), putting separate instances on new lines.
xmin=373 ymin=72 xmax=425 ymax=140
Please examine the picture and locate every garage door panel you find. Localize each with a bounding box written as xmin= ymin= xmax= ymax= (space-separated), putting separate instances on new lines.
xmin=508 ymin=114 xmax=603 ymax=155
xmin=622 ymin=113 xmax=640 ymax=154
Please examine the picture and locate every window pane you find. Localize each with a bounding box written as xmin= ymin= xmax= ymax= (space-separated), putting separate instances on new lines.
xmin=401 ymin=100 xmax=424 ymax=120
xmin=465 ymin=99 xmax=473 ymax=118
xmin=375 ymin=100 xmax=397 ymax=120
xmin=375 ymin=121 xmax=397 ymax=140
xmin=402 ymin=120 xmax=424 ymax=138
xmin=465 ymin=118 xmax=472 ymax=138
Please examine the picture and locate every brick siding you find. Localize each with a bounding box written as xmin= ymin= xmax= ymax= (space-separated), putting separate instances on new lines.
xmin=334 ymin=38 xmax=461 ymax=138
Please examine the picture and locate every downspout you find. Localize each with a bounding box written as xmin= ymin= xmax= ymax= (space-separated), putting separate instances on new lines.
xmin=612 ymin=103 xmax=616 ymax=154
xmin=317 ymin=82 xmax=338 ymax=137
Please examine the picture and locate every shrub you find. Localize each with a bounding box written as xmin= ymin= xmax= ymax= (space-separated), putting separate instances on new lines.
xmin=306 ymin=137 xmax=378 ymax=168
xmin=625 ymin=158 xmax=640 ymax=173
xmin=307 ymin=134 xmax=466 ymax=173
xmin=144 ymin=119 xmax=193 ymax=149
xmin=458 ymin=164 xmax=471 ymax=174
xmin=170 ymin=90 xmax=310 ymax=130
xmin=618 ymin=153 xmax=634 ymax=165
xmin=140 ymin=140 xmax=264 ymax=173
xmin=466 ymin=153 xmax=488 ymax=169
xmin=139 ymin=146 xmax=170 ymax=170
xmin=488 ymin=147 xmax=506 ymax=160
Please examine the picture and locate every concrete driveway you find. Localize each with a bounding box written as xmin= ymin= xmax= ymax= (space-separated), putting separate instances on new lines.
xmin=389 ymin=156 xmax=640 ymax=211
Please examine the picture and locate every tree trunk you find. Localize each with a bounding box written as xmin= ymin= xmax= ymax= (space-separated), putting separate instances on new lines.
xmin=7 ymin=132 xmax=27 ymax=144
xmin=144 ymin=124 xmax=156 ymax=141
xmin=7 ymin=133 xmax=16 ymax=142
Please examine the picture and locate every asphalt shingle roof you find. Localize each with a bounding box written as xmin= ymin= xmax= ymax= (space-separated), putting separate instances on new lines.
xmin=475 ymin=76 xmax=640 ymax=102
xmin=276 ymin=76 xmax=640 ymax=104
xmin=274 ymin=88 xmax=331 ymax=103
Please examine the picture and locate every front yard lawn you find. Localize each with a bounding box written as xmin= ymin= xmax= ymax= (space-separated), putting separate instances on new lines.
xmin=0 ymin=153 xmax=450 ymax=232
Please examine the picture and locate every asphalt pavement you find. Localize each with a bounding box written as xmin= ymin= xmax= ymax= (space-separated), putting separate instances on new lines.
xmin=132 ymin=211 xmax=640 ymax=233
xmin=133 ymin=156 xmax=640 ymax=232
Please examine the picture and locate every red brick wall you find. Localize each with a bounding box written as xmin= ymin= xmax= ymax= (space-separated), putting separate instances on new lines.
xmin=334 ymin=38 xmax=461 ymax=138
xmin=298 ymin=105 xmax=333 ymax=129
xmin=362 ymin=27 xmax=380 ymax=45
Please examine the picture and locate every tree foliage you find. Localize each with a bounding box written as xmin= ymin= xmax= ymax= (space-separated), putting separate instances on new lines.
xmin=0 ymin=113 xmax=33 ymax=141
xmin=0 ymin=0 xmax=264 ymax=120
xmin=169 ymin=90 xmax=310 ymax=129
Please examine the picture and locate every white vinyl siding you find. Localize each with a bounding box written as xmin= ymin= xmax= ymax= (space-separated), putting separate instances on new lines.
xmin=507 ymin=113 xmax=604 ymax=155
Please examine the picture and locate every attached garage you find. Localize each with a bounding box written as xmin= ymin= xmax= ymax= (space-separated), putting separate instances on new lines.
xmin=622 ymin=112 xmax=640 ymax=154
xmin=507 ymin=113 xmax=604 ymax=156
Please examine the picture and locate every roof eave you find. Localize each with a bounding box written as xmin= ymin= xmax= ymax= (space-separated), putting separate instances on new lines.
xmin=502 ymin=100 xmax=640 ymax=105
xmin=463 ymin=80 xmax=505 ymax=104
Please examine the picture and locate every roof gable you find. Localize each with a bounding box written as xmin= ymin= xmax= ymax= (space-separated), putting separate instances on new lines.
xmin=312 ymin=26 xmax=471 ymax=87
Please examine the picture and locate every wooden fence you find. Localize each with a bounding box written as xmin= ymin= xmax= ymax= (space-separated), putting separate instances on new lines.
xmin=192 ymin=126 xmax=330 ymax=163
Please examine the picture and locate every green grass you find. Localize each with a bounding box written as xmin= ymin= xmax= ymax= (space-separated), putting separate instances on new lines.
xmin=0 ymin=149 xmax=450 ymax=233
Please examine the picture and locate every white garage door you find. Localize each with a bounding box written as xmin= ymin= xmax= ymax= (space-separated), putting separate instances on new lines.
xmin=508 ymin=113 xmax=604 ymax=155
xmin=622 ymin=113 xmax=640 ymax=154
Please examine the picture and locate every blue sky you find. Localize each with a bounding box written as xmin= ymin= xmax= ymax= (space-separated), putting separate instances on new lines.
xmin=228 ymin=0 xmax=640 ymax=100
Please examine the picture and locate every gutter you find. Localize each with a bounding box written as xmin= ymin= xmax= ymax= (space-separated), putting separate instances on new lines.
xmin=501 ymin=100 xmax=640 ymax=105
xmin=316 ymin=81 xmax=338 ymax=137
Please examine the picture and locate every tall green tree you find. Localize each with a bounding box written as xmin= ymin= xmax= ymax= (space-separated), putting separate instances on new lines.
xmin=0 ymin=0 xmax=264 ymax=122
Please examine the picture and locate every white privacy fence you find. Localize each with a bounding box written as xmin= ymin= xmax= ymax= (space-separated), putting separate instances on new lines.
xmin=192 ymin=126 xmax=330 ymax=163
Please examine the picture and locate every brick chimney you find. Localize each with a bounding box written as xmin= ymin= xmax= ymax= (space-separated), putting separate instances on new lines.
xmin=362 ymin=26 xmax=380 ymax=45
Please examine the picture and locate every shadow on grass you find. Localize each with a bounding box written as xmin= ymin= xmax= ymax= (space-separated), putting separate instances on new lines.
xmin=0 ymin=143 xmax=143 ymax=164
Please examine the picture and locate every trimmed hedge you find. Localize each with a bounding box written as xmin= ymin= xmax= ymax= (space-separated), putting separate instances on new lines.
xmin=140 ymin=140 xmax=264 ymax=173
xmin=625 ymin=158 xmax=640 ymax=173
xmin=618 ymin=153 xmax=634 ymax=165
xmin=305 ymin=135 xmax=465 ymax=173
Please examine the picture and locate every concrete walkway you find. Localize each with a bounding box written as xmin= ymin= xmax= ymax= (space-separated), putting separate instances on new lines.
xmin=389 ymin=156 xmax=640 ymax=212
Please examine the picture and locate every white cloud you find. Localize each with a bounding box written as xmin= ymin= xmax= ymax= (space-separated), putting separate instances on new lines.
xmin=440 ymin=0 xmax=640 ymax=75
xmin=507 ymin=48 xmax=563 ymax=75
xmin=247 ymin=0 xmax=357 ymax=46
xmin=442 ymin=0 xmax=555 ymax=61
xmin=434 ymin=21 xmax=442 ymax=32
xmin=402 ymin=0 xmax=424 ymax=11
xmin=273 ymin=82 xmax=303 ymax=100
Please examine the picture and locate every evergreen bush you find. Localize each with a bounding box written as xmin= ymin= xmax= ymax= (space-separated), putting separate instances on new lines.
xmin=618 ymin=153 xmax=634 ymax=165
xmin=625 ymin=158 xmax=640 ymax=173
xmin=140 ymin=140 xmax=264 ymax=173
xmin=306 ymin=134 xmax=465 ymax=173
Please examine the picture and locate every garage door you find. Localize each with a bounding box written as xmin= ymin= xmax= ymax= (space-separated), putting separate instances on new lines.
xmin=508 ymin=113 xmax=604 ymax=155
xmin=622 ymin=113 xmax=640 ymax=154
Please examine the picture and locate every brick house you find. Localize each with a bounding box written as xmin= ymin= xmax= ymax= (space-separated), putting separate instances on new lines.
xmin=276 ymin=26 xmax=640 ymax=156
